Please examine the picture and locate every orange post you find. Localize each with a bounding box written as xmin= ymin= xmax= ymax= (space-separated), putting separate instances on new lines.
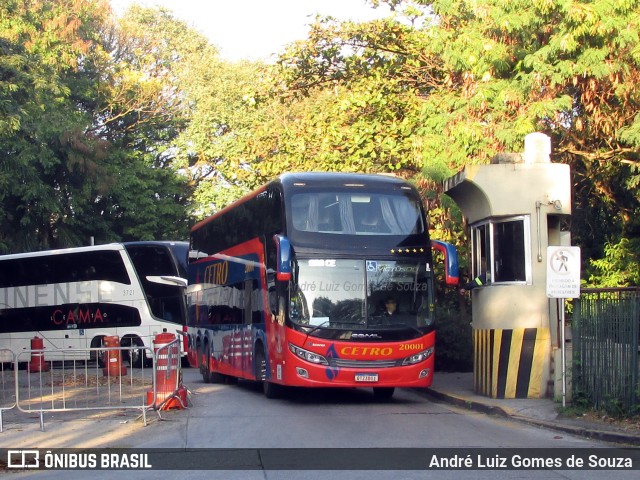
xmin=102 ymin=335 xmax=127 ymax=377
xmin=28 ymin=336 xmax=50 ymax=373
xmin=147 ymin=332 xmax=185 ymax=410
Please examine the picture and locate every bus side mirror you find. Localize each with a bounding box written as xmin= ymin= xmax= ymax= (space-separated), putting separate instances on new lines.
xmin=273 ymin=235 xmax=292 ymax=281
xmin=146 ymin=275 xmax=188 ymax=288
xmin=430 ymin=240 xmax=459 ymax=287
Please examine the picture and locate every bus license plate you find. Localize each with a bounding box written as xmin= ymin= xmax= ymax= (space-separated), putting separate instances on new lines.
xmin=355 ymin=373 xmax=378 ymax=382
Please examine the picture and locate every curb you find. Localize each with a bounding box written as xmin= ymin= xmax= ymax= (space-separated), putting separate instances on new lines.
xmin=422 ymin=387 xmax=511 ymax=418
xmin=422 ymin=388 xmax=640 ymax=447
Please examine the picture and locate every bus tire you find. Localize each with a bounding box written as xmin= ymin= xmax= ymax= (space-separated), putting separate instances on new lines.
xmin=255 ymin=347 xmax=280 ymax=399
xmin=202 ymin=343 xmax=225 ymax=383
xmin=201 ymin=344 xmax=211 ymax=383
xmin=123 ymin=336 xmax=145 ymax=369
xmin=91 ymin=336 xmax=106 ymax=368
xmin=195 ymin=341 xmax=202 ymax=369
xmin=373 ymin=387 xmax=395 ymax=400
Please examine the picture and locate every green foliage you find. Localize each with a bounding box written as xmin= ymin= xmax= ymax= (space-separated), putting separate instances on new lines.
xmin=2 ymin=0 xmax=640 ymax=293
xmin=0 ymin=2 xmax=198 ymax=252
xmin=570 ymin=390 xmax=640 ymax=418
xmin=172 ymin=59 xmax=266 ymax=196
xmin=272 ymin=0 xmax=640 ymax=287
xmin=0 ymin=0 xmax=114 ymax=252
xmin=434 ymin=293 xmax=473 ymax=372
xmin=586 ymin=238 xmax=640 ymax=287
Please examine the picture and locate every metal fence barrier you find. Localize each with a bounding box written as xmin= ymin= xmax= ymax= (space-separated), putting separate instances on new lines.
xmin=0 ymin=349 xmax=17 ymax=433
xmin=1 ymin=336 xmax=186 ymax=432
xmin=572 ymin=288 xmax=640 ymax=412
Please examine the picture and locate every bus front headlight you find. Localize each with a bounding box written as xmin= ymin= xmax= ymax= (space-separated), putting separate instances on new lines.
xmin=289 ymin=344 xmax=329 ymax=365
xmin=402 ymin=347 xmax=434 ymax=366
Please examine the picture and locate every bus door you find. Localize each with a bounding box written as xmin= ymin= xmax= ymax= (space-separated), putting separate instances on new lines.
xmin=62 ymin=327 xmax=88 ymax=352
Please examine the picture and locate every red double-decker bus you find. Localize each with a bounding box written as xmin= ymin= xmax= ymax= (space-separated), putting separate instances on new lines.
xmin=186 ymin=172 xmax=458 ymax=398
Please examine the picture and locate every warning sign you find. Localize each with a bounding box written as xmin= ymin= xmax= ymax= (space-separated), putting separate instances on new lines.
xmin=546 ymin=246 xmax=581 ymax=298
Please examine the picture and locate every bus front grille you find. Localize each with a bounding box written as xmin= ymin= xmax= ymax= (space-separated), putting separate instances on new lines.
xmin=329 ymin=358 xmax=399 ymax=368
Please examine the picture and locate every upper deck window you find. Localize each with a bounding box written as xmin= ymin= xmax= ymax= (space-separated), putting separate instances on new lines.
xmin=291 ymin=191 xmax=424 ymax=235
xmin=0 ymin=250 xmax=131 ymax=288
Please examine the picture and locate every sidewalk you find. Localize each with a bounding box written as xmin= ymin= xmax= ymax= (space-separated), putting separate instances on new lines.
xmin=423 ymin=372 xmax=640 ymax=446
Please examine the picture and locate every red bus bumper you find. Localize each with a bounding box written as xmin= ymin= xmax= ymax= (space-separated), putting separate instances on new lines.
xmin=280 ymin=331 xmax=435 ymax=389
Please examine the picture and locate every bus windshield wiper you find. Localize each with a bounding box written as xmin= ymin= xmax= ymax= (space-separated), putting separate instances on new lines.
xmin=304 ymin=319 xmax=364 ymax=335
xmin=303 ymin=320 xmax=331 ymax=337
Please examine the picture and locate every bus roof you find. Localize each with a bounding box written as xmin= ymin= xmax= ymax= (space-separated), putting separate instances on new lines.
xmin=278 ymin=172 xmax=409 ymax=189
xmin=0 ymin=241 xmax=189 ymax=261
xmin=190 ymin=172 xmax=416 ymax=233
xmin=122 ymin=240 xmax=188 ymax=250
xmin=0 ymin=243 xmax=125 ymax=260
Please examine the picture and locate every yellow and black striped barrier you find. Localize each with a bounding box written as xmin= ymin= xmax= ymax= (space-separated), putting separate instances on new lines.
xmin=473 ymin=328 xmax=550 ymax=399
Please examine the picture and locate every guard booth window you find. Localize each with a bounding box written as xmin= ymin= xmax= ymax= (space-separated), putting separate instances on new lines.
xmin=470 ymin=216 xmax=531 ymax=285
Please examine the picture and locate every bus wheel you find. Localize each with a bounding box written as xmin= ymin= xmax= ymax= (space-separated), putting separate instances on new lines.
xmin=201 ymin=344 xmax=211 ymax=383
xmin=255 ymin=347 xmax=279 ymax=399
xmin=123 ymin=336 xmax=145 ymax=369
xmin=91 ymin=337 xmax=106 ymax=368
xmin=195 ymin=342 xmax=202 ymax=369
xmin=373 ymin=387 xmax=395 ymax=400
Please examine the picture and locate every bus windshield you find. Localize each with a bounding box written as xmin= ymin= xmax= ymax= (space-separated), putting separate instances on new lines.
xmin=125 ymin=243 xmax=187 ymax=324
xmin=289 ymin=259 xmax=433 ymax=330
xmin=290 ymin=191 xmax=424 ymax=235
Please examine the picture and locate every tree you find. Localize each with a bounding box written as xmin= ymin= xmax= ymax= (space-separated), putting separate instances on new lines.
xmin=271 ymin=0 xmax=640 ymax=285
xmin=172 ymin=59 xmax=267 ymax=218
xmin=0 ymin=0 xmax=116 ymax=252
xmin=0 ymin=2 xmax=200 ymax=252
xmin=96 ymin=5 xmax=214 ymax=239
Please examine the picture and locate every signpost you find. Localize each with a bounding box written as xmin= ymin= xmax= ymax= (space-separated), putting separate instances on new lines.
xmin=546 ymin=246 xmax=581 ymax=407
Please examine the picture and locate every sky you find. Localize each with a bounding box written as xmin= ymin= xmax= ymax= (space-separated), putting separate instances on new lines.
xmin=109 ymin=0 xmax=392 ymax=62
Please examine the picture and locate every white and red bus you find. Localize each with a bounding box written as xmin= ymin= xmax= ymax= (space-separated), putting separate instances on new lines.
xmin=187 ymin=173 xmax=458 ymax=398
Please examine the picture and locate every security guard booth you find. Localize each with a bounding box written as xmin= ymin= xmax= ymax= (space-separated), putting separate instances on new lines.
xmin=444 ymin=133 xmax=572 ymax=399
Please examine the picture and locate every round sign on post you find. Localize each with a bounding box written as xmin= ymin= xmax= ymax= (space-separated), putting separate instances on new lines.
xmin=546 ymin=246 xmax=580 ymax=409
xmin=546 ymin=246 xmax=581 ymax=299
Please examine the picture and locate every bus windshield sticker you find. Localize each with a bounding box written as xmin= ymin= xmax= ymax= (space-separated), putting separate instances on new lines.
xmin=308 ymin=260 xmax=336 ymax=267
xmin=309 ymin=316 xmax=329 ymax=326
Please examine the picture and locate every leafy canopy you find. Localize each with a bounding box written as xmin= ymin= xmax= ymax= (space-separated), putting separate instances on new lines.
xmin=269 ymin=0 xmax=640 ymax=284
